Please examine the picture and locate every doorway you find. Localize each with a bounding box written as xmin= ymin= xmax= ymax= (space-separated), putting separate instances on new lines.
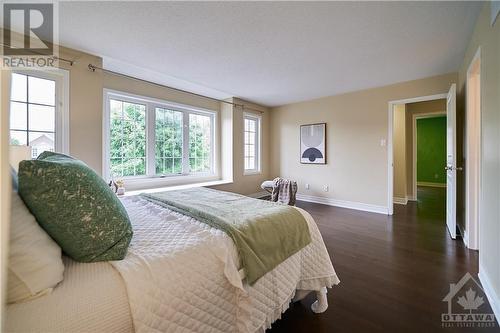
xmin=388 ymin=94 xmax=447 ymax=214
xmin=388 ymin=82 xmax=483 ymax=243
xmin=388 ymin=84 xmax=460 ymax=239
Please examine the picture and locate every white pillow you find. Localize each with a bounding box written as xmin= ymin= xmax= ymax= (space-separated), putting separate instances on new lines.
xmin=8 ymin=191 xmax=65 ymax=304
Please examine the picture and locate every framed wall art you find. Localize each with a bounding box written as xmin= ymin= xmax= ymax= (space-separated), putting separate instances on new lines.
xmin=300 ymin=123 xmax=326 ymax=164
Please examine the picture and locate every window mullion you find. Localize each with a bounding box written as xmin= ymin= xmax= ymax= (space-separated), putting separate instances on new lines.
xmin=146 ymin=103 xmax=156 ymax=176
xmin=182 ymin=112 xmax=190 ymax=174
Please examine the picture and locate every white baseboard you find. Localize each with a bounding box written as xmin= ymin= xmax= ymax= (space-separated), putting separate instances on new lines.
xmin=393 ymin=197 xmax=408 ymax=205
xmin=296 ymin=194 xmax=388 ymax=215
xmin=478 ymin=267 xmax=500 ymax=323
xmin=407 ymin=195 xmax=417 ymax=201
xmin=463 ymin=230 xmax=469 ymax=248
xmin=247 ymin=191 xmax=269 ymax=199
xmin=462 ymin=229 xmax=479 ymax=250
xmin=417 ymin=181 xmax=447 ymax=188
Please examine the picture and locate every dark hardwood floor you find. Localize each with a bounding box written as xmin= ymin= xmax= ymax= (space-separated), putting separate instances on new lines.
xmin=268 ymin=186 xmax=499 ymax=332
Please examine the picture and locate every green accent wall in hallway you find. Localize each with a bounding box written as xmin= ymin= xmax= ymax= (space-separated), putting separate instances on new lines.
xmin=417 ymin=116 xmax=446 ymax=184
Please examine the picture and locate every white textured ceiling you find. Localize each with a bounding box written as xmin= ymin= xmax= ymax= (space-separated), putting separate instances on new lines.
xmin=59 ymin=1 xmax=482 ymax=107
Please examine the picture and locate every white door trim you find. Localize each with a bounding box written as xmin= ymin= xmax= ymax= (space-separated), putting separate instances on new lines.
xmin=387 ymin=93 xmax=448 ymax=215
xmin=412 ymin=112 xmax=447 ymax=200
xmin=465 ymin=46 xmax=481 ymax=250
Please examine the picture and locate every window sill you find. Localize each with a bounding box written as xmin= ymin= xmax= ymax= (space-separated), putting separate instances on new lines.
xmin=243 ymin=170 xmax=262 ymax=176
xmin=122 ymin=178 xmax=233 ymax=196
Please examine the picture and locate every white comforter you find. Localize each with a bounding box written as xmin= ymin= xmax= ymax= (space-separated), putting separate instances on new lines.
xmin=6 ymin=196 xmax=339 ymax=333
xmin=113 ymin=196 xmax=339 ymax=333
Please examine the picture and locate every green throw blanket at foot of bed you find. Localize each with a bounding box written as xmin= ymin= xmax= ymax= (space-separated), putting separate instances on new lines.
xmin=140 ymin=187 xmax=312 ymax=284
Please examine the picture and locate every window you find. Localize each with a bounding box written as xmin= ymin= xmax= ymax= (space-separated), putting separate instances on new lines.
xmin=9 ymin=71 xmax=68 ymax=158
xmin=244 ymin=113 xmax=261 ymax=174
xmin=105 ymin=90 xmax=216 ymax=183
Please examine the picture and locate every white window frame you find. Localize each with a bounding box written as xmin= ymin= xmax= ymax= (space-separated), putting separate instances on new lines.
xmin=103 ymin=89 xmax=218 ymax=188
xmin=243 ymin=112 xmax=261 ymax=175
xmin=10 ymin=69 xmax=70 ymax=155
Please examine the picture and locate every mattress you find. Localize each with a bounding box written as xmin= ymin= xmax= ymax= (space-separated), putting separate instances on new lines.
xmin=5 ymin=257 xmax=133 ymax=333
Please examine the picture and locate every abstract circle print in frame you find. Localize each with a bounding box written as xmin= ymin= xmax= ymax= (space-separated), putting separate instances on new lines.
xmin=300 ymin=123 xmax=326 ymax=164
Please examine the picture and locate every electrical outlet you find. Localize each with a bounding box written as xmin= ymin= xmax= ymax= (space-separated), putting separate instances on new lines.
xmin=323 ymin=185 xmax=329 ymax=192
xmin=305 ymin=183 xmax=310 ymax=190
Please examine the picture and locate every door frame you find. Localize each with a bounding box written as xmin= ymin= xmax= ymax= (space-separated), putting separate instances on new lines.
xmin=387 ymin=93 xmax=448 ymax=215
xmin=412 ymin=112 xmax=447 ymax=199
xmin=465 ymin=46 xmax=481 ymax=250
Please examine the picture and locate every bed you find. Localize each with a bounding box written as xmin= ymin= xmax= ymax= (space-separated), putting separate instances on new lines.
xmin=6 ymin=193 xmax=339 ymax=333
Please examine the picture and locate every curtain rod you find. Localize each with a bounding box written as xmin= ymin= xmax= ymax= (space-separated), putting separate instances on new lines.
xmin=0 ymin=43 xmax=75 ymax=65
xmin=87 ymin=64 xmax=263 ymax=114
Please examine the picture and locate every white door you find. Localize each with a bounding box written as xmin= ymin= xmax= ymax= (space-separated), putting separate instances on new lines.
xmin=446 ymin=84 xmax=457 ymax=239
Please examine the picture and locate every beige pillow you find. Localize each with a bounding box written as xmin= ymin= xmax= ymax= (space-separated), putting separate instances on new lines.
xmin=8 ymin=191 xmax=65 ymax=304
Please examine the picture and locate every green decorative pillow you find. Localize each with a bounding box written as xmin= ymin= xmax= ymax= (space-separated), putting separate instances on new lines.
xmin=18 ymin=151 xmax=132 ymax=262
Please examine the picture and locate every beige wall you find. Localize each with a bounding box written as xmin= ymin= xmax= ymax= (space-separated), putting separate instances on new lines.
xmin=103 ymin=73 xmax=220 ymax=112
xmin=270 ymin=73 xmax=457 ymax=209
xmin=458 ymin=2 xmax=500 ymax=309
xmin=393 ymin=104 xmax=406 ymax=200
xmin=211 ymin=98 xmax=271 ymax=195
xmin=404 ymin=99 xmax=446 ymax=199
xmin=58 ymin=47 xmax=104 ymax=173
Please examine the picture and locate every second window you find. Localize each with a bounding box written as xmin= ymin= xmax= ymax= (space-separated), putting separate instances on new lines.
xmin=243 ymin=113 xmax=261 ymax=173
